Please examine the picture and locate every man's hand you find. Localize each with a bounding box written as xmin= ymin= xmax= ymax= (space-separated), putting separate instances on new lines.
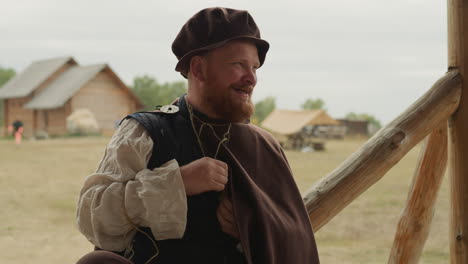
xmin=217 ymin=196 xmax=239 ymax=239
xmin=180 ymin=157 xmax=228 ymax=196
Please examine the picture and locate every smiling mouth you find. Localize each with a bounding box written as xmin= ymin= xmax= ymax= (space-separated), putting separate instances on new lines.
xmin=232 ymin=86 xmax=253 ymax=97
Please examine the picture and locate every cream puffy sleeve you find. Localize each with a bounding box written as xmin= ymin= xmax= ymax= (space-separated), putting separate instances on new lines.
xmin=76 ymin=118 xmax=187 ymax=252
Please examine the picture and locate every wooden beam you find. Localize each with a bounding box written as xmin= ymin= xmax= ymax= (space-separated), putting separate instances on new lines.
xmin=448 ymin=0 xmax=468 ymax=263
xmin=33 ymin=109 xmax=37 ymax=137
xmin=3 ymin=100 xmax=8 ymax=136
xmin=388 ymin=124 xmax=448 ymax=264
xmin=303 ymin=70 xmax=461 ymax=231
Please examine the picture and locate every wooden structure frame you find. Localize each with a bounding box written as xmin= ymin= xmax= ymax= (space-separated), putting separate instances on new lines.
xmin=303 ymin=1 xmax=468 ymax=262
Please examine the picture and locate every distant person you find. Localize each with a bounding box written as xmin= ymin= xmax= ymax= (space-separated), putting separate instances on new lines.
xmin=76 ymin=7 xmax=320 ymax=264
xmin=10 ymin=120 xmax=24 ymax=144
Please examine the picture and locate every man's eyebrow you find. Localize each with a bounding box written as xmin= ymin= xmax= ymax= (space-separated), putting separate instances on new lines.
xmin=226 ymin=58 xmax=260 ymax=65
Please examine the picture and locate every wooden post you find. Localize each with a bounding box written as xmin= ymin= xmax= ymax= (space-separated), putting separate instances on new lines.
xmin=448 ymin=0 xmax=468 ymax=263
xmin=388 ymin=124 xmax=448 ymax=264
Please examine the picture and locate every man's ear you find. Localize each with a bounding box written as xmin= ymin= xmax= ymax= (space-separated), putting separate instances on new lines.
xmin=189 ymin=56 xmax=206 ymax=82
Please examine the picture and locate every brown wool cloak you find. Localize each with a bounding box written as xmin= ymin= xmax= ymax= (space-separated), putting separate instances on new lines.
xmin=200 ymin=123 xmax=320 ymax=264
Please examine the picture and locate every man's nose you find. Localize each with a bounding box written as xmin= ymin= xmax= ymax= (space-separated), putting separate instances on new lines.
xmin=242 ymin=68 xmax=257 ymax=87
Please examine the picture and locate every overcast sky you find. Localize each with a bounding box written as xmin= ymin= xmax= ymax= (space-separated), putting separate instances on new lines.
xmin=1 ymin=0 xmax=447 ymax=124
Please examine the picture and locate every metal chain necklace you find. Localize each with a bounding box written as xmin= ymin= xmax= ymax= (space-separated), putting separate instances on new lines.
xmin=186 ymin=98 xmax=232 ymax=159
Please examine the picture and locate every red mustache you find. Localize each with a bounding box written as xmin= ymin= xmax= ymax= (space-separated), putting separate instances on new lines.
xmin=231 ymin=84 xmax=254 ymax=94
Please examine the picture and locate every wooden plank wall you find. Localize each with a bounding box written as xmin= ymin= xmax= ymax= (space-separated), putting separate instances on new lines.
xmin=46 ymin=102 xmax=71 ymax=136
xmin=35 ymin=110 xmax=47 ymax=133
xmin=71 ymin=70 xmax=137 ymax=135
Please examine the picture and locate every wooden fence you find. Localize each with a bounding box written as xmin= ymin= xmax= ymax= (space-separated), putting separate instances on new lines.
xmin=303 ymin=1 xmax=468 ymax=263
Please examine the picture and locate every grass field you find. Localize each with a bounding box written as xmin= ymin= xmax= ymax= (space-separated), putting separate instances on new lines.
xmin=0 ymin=136 xmax=449 ymax=263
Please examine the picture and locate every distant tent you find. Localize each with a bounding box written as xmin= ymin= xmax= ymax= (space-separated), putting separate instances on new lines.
xmin=261 ymin=109 xmax=340 ymax=135
xmin=261 ymin=109 xmax=342 ymax=150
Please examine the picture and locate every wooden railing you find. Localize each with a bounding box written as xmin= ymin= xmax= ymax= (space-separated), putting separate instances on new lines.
xmin=303 ymin=1 xmax=468 ymax=263
xmin=304 ymin=70 xmax=461 ymax=230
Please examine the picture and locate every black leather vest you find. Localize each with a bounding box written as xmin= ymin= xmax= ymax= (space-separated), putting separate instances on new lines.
xmin=124 ymin=96 xmax=244 ymax=264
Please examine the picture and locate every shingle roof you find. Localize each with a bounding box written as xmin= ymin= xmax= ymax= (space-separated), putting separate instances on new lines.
xmin=0 ymin=57 xmax=75 ymax=99
xmin=261 ymin=109 xmax=340 ymax=135
xmin=24 ymin=64 xmax=106 ymax=109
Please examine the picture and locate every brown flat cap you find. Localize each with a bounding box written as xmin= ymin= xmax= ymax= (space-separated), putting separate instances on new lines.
xmin=172 ymin=7 xmax=270 ymax=78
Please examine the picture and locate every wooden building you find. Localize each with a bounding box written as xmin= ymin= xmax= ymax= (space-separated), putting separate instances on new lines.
xmin=336 ymin=119 xmax=370 ymax=137
xmin=261 ymin=109 xmax=343 ymax=150
xmin=0 ymin=57 xmax=143 ymax=137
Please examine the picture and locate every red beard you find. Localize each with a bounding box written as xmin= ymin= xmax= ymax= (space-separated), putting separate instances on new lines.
xmin=200 ymin=83 xmax=255 ymax=123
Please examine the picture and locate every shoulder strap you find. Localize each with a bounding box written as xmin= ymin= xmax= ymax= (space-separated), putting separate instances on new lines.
xmin=124 ymin=112 xmax=176 ymax=169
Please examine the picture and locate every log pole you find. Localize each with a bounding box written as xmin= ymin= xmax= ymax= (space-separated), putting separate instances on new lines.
xmin=448 ymin=0 xmax=468 ymax=263
xmin=388 ymin=124 xmax=448 ymax=264
xmin=303 ymin=71 xmax=461 ymax=231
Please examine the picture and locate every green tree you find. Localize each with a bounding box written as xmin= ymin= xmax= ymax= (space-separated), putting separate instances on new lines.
xmin=131 ymin=75 xmax=187 ymax=110
xmin=253 ymin=96 xmax=276 ymax=124
xmin=301 ymin=98 xmax=325 ymax=110
xmin=345 ymin=112 xmax=382 ymax=129
xmin=0 ymin=66 xmax=16 ymax=127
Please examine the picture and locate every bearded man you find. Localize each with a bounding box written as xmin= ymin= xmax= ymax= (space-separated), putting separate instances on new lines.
xmin=76 ymin=7 xmax=320 ymax=264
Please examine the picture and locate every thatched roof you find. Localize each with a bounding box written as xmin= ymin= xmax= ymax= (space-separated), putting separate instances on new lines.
xmin=0 ymin=57 xmax=76 ymax=99
xmin=261 ymin=109 xmax=340 ymax=135
xmin=24 ymin=64 xmax=107 ymax=109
